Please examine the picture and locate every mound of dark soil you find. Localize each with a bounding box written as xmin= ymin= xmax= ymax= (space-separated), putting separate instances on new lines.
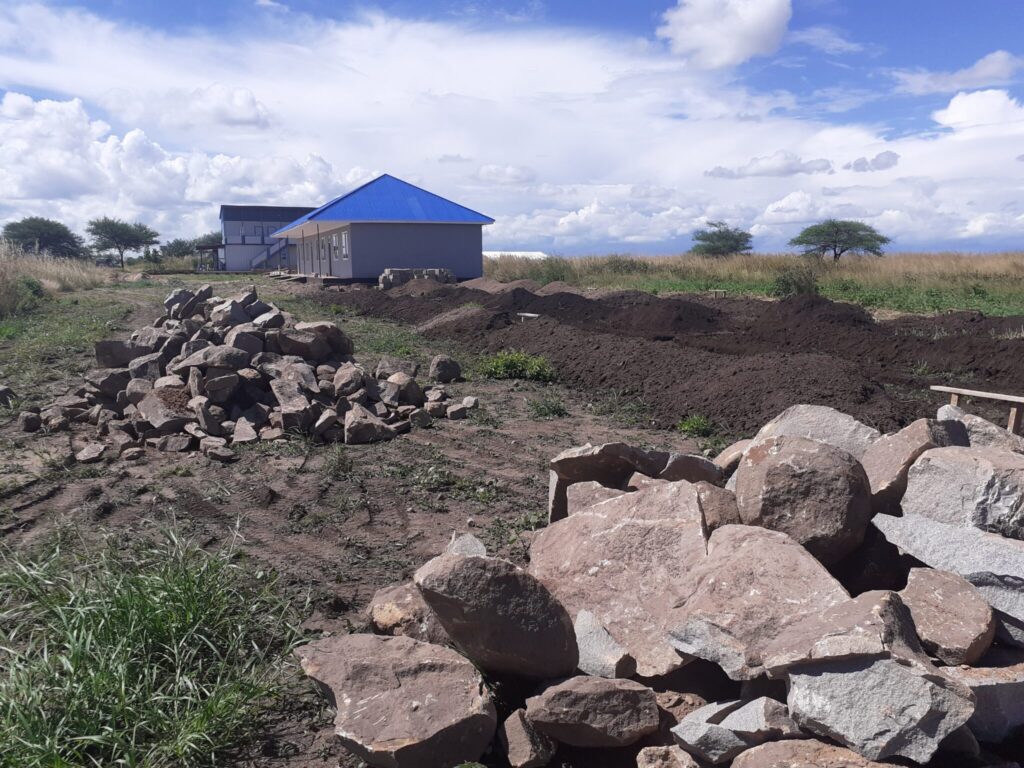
xmin=324 ymin=283 xmax=1024 ymax=437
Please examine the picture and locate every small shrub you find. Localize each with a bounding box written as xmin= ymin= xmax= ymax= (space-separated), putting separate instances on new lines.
xmin=676 ymin=414 xmax=717 ymax=438
xmin=527 ymin=394 xmax=569 ymax=419
xmin=772 ymin=264 xmax=820 ymax=297
xmin=477 ymin=350 xmax=557 ymax=382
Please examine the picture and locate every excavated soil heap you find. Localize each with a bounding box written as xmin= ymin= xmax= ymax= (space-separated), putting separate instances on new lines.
xmin=326 ymin=284 xmax=1024 ymax=436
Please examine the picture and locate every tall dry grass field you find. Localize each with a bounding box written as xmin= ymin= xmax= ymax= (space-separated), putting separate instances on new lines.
xmin=0 ymin=240 xmax=110 ymax=318
xmin=484 ymin=252 xmax=1024 ymax=315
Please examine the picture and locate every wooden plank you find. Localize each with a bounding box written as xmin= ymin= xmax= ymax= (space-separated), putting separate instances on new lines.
xmin=1009 ymin=407 xmax=1021 ymax=435
xmin=930 ymin=385 xmax=1024 ymax=405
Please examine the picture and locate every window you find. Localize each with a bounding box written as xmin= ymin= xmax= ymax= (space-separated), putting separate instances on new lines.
xmin=341 ymin=230 xmax=350 ymax=259
xmin=331 ymin=233 xmax=339 ymax=261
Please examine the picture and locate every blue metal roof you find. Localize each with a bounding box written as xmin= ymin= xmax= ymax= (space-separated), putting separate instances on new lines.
xmin=272 ymin=174 xmax=494 ymax=237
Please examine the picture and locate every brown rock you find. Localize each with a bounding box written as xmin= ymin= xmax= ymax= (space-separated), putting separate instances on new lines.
xmin=75 ymin=443 xmax=107 ymax=463
xmin=84 ymin=368 xmax=131 ymax=398
xmin=659 ymin=453 xmax=722 ymax=484
xmin=136 ymin=390 xmax=195 ymax=434
xmin=761 ymin=590 xmax=928 ymax=677
xmin=170 ymin=344 xmax=251 ymax=374
xmin=232 ymin=417 xmax=258 ymax=444
xmin=859 ymin=418 xmax=969 ymax=512
xmin=734 ymin=436 xmax=873 ymax=564
xmin=530 ymin=481 xmax=707 ymax=677
xmin=295 ymin=634 xmax=496 ymax=768
xmin=636 ymin=745 xmax=700 ymax=768
xmin=548 ymin=442 xmax=670 ymax=523
xmin=526 ymin=676 xmax=660 ymax=747
xmin=565 ymin=481 xmax=629 ymax=515
xmin=414 ymin=553 xmax=577 ymax=678
xmin=753 ymin=404 xmax=880 ymax=459
xmin=695 ymin=481 xmax=740 ymax=533
xmin=429 ymin=354 xmax=461 ymax=383
xmin=384 ymin=371 xmax=425 ymax=407
xmin=269 ymin=379 xmax=312 ymax=431
xmin=332 ymin=362 xmax=367 ymax=396
xmin=17 ymin=411 xmax=41 ymax=432
xmin=500 ymin=709 xmax=555 ymax=768
xmin=278 ymin=328 xmax=330 ymax=361
xmin=294 ymin=320 xmax=353 ymax=355
xmin=344 ymin=403 xmax=396 ymax=444
xmin=367 ymin=582 xmax=450 ymax=645
xmin=127 ymin=352 xmax=164 ymax=382
xmin=667 ymin=525 xmax=848 ymax=680
xmin=574 ymin=609 xmax=637 ymax=678
xmin=730 ymin=739 xmax=891 ymax=768
xmin=446 ymin=403 xmax=469 ymax=420
xmin=95 ymin=338 xmax=151 ymax=367
xmin=712 ymin=439 xmax=751 ymax=476
xmin=900 ymin=567 xmax=996 ymax=666
xmin=375 ymin=355 xmax=418 ymax=379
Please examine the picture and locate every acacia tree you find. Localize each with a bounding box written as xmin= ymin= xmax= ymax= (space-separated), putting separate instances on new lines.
xmin=789 ymin=219 xmax=890 ymax=261
xmin=689 ymin=221 xmax=753 ymax=256
xmin=2 ymin=217 xmax=86 ymax=259
xmin=86 ymin=217 xmax=159 ymax=268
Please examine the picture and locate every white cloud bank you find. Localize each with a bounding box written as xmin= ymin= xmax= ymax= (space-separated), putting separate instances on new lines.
xmin=892 ymin=50 xmax=1024 ymax=95
xmin=0 ymin=3 xmax=1023 ymax=250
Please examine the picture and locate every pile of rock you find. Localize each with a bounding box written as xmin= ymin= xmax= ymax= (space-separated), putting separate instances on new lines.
xmin=378 ymin=267 xmax=457 ymax=290
xmin=298 ymin=403 xmax=1024 ymax=768
xmin=17 ymin=286 xmax=476 ymax=462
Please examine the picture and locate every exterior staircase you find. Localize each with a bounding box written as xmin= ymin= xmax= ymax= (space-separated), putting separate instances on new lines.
xmin=250 ymin=239 xmax=290 ymax=271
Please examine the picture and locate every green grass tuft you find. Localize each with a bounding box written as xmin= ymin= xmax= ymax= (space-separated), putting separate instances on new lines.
xmin=0 ymin=529 xmax=303 ymax=768
xmin=676 ymin=414 xmax=717 ymax=438
xmin=476 ymin=350 xmax=556 ymax=382
xmin=527 ymin=394 xmax=569 ymax=419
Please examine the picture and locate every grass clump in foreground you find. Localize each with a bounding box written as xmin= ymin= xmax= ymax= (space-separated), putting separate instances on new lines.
xmin=0 ymin=530 xmax=302 ymax=768
xmin=527 ymin=394 xmax=569 ymax=419
xmin=676 ymin=414 xmax=717 ymax=438
xmin=477 ymin=350 xmax=557 ymax=382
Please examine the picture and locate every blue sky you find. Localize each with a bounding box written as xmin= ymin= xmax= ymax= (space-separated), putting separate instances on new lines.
xmin=1 ymin=0 xmax=1023 ymax=253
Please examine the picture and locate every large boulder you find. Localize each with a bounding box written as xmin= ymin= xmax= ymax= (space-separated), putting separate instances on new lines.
xmin=269 ymin=379 xmax=312 ymax=430
xmin=414 ymin=553 xmax=577 ymax=678
xmin=753 ymin=404 xmax=880 ymax=459
xmin=636 ymin=746 xmax=700 ymax=768
xmin=295 ymin=634 xmax=496 ymax=768
xmin=786 ymin=656 xmax=974 ymax=764
xmin=941 ymin=404 xmax=1024 ymax=454
xmin=344 ymin=403 xmax=396 ymax=444
xmin=278 ymin=328 xmax=330 ymax=361
xmin=731 ymin=740 xmax=892 ymax=768
xmin=712 ymin=439 xmax=751 ymax=476
xmin=734 ymin=436 xmax=872 ymax=565
xmin=295 ymin=320 xmax=354 ymax=355
xmin=547 ymin=442 xmax=670 ymax=522
xmin=170 ymin=345 xmax=251 ymax=374
xmin=901 ymin=446 xmax=1024 ymax=539
xmin=695 ymin=481 xmax=741 ymax=533
xmin=944 ymin=648 xmax=1024 ymax=743
xmin=859 ymin=418 xmax=969 ymax=512
xmin=761 ymin=590 xmax=931 ymax=677
xmin=667 ymin=525 xmax=849 ymax=680
xmin=525 ymin=676 xmax=659 ymax=747
xmin=94 ymin=339 xmax=151 ymax=368
xmin=873 ymin=513 xmax=1024 ymax=645
xmin=529 ymin=481 xmax=707 ymax=677
xmin=209 ymin=299 xmax=250 ymax=327
xmin=383 ymin=372 xmax=425 ymax=407
xmin=899 ymin=567 xmax=996 ymax=666
xmin=84 ymin=368 xmax=131 ymax=398
xmin=429 ymin=354 xmax=461 ymax=383
xmin=760 ymin=591 xmax=975 ymax=764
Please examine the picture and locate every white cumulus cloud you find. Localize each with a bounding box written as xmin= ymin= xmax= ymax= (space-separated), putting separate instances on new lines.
xmin=706 ymin=150 xmax=832 ymax=178
xmin=843 ymin=150 xmax=900 ymax=172
xmin=932 ymin=89 xmax=1024 ymax=130
xmin=892 ymin=50 xmax=1024 ymax=95
xmin=657 ymin=0 xmax=792 ymax=69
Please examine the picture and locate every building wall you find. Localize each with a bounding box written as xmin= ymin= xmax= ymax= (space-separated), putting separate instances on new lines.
xmin=349 ymin=223 xmax=483 ymax=279
xmin=293 ymin=227 xmax=354 ymax=278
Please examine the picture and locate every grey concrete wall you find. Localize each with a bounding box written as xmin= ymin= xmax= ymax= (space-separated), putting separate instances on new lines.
xmin=349 ymin=224 xmax=483 ymax=280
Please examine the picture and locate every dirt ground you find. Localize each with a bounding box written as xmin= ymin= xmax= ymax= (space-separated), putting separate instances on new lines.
xmin=325 ymin=279 xmax=1024 ymax=437
xmin=4 ymin=275 xmax=1023 ymax=767
xmin=0 ymin=276 xmax=702 ymax=768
